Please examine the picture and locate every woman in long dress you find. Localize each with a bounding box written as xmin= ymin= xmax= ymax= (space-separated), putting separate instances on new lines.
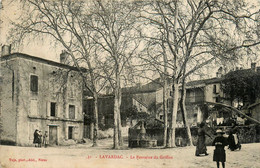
xmin=37 ymin=131 xmax=42 ymax=147
xmin=228 ymin=123 xmax=241 ymax=151
xmin=195 ymin=122 xmax=212 ymax=156
xmin=33 ymin=129 xmax=38 ymax=147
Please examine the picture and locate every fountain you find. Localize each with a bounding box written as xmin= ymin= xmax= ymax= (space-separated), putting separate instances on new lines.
xmin=128 ymin=121 xmax=157 ymax=148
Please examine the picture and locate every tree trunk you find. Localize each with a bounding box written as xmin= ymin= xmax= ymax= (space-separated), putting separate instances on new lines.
xmin=180 ymin=83 xmax=193 ymax=146
xmin=163 ymin=77 xmax=168 ymax=147
xmin=118 ymin=87 xmax=123 ymax=146
xmin=90 ymin=122 xmax=94 ymax=140
xmin=167 ymin=80 xmax=179 ymax=148
xmin=118 ymin=111 xmax=123 ymax=146
xmin=113 ymin=72 xmax=121 ymax=149
xmin=113 ymin=93 xmax=120 ymax=149
xmin=167 ymin=0 xmax=179 ymax=148
xmin=162 ymin=40 xmax=168 ymax=147
xmin=92 ymin=93 xmax=99 ymax=147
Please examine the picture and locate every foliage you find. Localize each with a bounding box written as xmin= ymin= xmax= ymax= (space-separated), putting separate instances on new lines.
xmin=222 ymin=70 xmax=260 ymax=104
xmin=124 ymin=105 xmax=149 ymax=120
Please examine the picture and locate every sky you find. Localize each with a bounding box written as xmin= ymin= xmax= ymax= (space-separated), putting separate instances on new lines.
xmin=0 ymin=0 xmax=61 ymax=61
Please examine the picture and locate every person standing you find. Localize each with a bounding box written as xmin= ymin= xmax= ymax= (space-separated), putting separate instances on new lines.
xmin=228 ymin=123 xmax=241 ymax=151
xmin=42 ymin=131 xmax=49 ymax=148
xmin=33 ymin=129 xmax=38 ymax=147
xmin=37 ymin=130 xmax=42 ymax=147
xmin=195 ymin=122 xmax=212 ymax=156
xmin=212 ymin=129 xmax=228 ymax=168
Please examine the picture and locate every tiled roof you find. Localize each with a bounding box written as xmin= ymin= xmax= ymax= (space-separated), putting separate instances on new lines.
xmin=122 ymin=77 xmax=171 ymax=94
xmin=186 ymin=77 xmax=223 ymax=87
xmin=1 ymin=53 xmax=88 ymax=72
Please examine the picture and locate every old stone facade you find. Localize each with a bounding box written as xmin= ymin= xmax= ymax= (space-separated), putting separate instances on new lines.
xmin=83 ymin=62 xmax=259 ymax=132
xmin=0 ymin=50 xmax=84 ymax=146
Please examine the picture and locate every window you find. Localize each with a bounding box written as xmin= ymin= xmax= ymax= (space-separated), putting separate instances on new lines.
xmin=69 ymin=105 xmax=75 ymax=119
xmin=30 ymin=75 xmax=38 ymax=92
xmin=187 ymin=91 xmax=195 ymax=103
xmin=213 ymin=85 xmax=217 ymax=94
xmin=160 ymin=115 xmax=163 ymax=120
xmin=50 ymin=102 xmax=56 ymax=117
xmin=68 ymin=126 xmax=73 ymax=139
xmin=216 ymin=96 xmax=221 ymax=103
xmin=30 ymin=100 xmax=38 ymax=116
xmin=68 ymin=87 xmax=75 ymax=98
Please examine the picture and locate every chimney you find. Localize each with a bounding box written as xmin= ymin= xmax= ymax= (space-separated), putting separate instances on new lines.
xmin=217 ymin=67 xmax=223 ymax=78
xmin=251 ymin=62 xmax=256 ymax=72
xmin=1 ymin=44 xmax=11 ymax=56
xmin=60 ymin=50 xmax=70 ymax=64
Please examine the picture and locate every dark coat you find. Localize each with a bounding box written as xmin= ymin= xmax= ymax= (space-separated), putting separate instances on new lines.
xmin=228 ymin=133 xmax=241 ymax=151
xmin=33 ymin=130 xmax=42 ymax=144
xmin=212 ymin=136 xmax=228 ymax=162
xmin=33 ymin=131 xmax=38 ymax=144
xmin=195 ymin=128 xmax=207 ymax=155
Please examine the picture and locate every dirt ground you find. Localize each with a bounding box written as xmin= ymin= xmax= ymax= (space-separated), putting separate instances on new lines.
xmin=1 ymin=139 xmax=259 ymax=168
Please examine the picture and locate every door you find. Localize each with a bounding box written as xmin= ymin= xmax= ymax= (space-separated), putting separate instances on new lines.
xmin=49 ymin=126 xmax=58 ymax=145
xmin=68 ymin=126 xmax=73 ymax=139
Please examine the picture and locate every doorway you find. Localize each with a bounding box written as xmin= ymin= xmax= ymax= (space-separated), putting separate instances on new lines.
xmin=49 ymin=126 xmax=58 ymax=145
xmin=68 ymin=126 xmax=73 ymax=139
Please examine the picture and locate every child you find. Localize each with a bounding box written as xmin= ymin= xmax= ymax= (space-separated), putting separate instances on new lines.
xmin=42 ymin=131 xmax=49 ymax=148
xmin=212 ymin=129 xmax=228 ymax=168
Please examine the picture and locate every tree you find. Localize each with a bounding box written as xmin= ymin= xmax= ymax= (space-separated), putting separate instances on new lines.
xmin=140 ymin=0 xmax=260 ymax=147
xmin=84 ymin=0 xmax=141 ymax=149
xmin=137 ymin=31 xmax=170 ymax=147
xmin=222 ymin=69 xmax=260 ymax=105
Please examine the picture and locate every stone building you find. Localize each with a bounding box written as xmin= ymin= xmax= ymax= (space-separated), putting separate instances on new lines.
xmin=83 ymin=62 xmax=260 ymax=132
xmin=0 ymin=45 xmax=84 ymax=146
xmin=154 ymin=74 xmax=224 ymax=127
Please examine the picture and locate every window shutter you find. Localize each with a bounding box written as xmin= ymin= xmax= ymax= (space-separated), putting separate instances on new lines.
xmin=30 ymin=75 xmax=38 ymax=92
xmin=66 ymin=104 xmax=69 ymax=119
xmin=65 ymin=126 xmax=68 ymax=140
xmin=75 ymin=106 xmax=78 ymax=119
xmin=56 ymin=104 xmax=58 ymax=118
xmin=46 ymin=102 xmax=50 ymax=117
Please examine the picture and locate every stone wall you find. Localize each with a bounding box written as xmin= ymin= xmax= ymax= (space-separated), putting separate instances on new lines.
xmin=129 ymin=125 xmax=260 ymax=147
xmin=0 ymin=59 xmax=19 ymax=145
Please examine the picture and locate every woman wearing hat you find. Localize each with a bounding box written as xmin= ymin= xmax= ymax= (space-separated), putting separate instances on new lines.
xmin=212 ymin=129 xmax=228 ymax=168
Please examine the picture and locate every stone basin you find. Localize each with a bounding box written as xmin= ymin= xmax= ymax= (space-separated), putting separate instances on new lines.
xmin=129 ymin=139 xmax=157 ymax=148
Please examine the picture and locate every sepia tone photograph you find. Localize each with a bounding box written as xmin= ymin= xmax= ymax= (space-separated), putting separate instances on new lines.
xmin=0 ymin=0 xmax=260 ymax=167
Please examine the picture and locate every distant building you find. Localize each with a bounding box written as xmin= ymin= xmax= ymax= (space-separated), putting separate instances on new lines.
xmin=0 ymin=45 xmax=84 ymax=146
xmin=248 ymin=99 xmax=260 ymax=123
xmin=84 ymin=62 xmax=260 ymax=131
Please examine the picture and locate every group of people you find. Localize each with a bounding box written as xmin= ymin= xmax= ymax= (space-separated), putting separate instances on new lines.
xmin=195 ymin=122 xmax=241 ymax=168
xmin=33 ymin=129 xmax=48 ymax=148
